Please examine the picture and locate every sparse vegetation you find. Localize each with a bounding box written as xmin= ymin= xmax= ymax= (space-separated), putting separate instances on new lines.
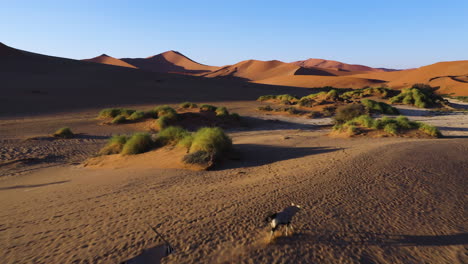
xmin=361 ymin=99 xmax=399 ymax=115
xmin=98 ymin=108 xmax=135 ymax=119
xmin=111 ymin=115 xmax=127 ymax=124
xmin=121 ymin=133 xmax=153 ymax=155
xmin=156 ymin=126 xmax=191 ymax=146
xmin=200 ymin=104 xmax=217 ymax=112
xmin=182 ymin=150 xmax=213 ymax=166
xmin=127 ymin=111 xmax=145 ymax=121
xmin=340 ymin=87 xmax=393 ymax=99
xmin=333 ymin=104 xmax=367 ymax=124
xmin=53 ymin=127 xmax=74 ymax=138
xmin=333 ymin=115 xmax=442 ymax=137
xmin=180 ymin=102 xmax=198 ymax=109
xmin=257 ymin=94 xmax=298 ymax=104
xmin=257 ymin=105 xmax=273 ymax=111
xmin=99 ymin=135 xmax=128 ymax=155
xmin=390 ymin=84 xmax=447 ymax=108
xmin=189 ymin=127 xmax=232 ymax=155
xmin=215 ymin=107 xmax=229 ymax=117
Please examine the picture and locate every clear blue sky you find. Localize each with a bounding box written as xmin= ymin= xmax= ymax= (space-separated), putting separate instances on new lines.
xmin=2 ymin=0 xmax=467 ymax=69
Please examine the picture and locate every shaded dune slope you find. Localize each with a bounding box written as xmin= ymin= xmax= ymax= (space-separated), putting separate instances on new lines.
xmin=83 ymin=54 xmax=137 ymax=68
xmin=121 ymin=51 xmax=219 ymax=74
xmin=292 ymin=58 xmax=397 ymax=72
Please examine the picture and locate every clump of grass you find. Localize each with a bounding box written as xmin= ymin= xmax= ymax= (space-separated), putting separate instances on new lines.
xmin=111 ymin=115 xmax=127 ymax=124
xmin=180 ymin=102 xmax=198 ymax=109
xmin=98 ymin=108 xmax=135 ymax=119
xmin=257 ymin=94 xmax=298 ymax=104
xmin=334 ymin=114 xmax=442 ymax=137
xmin=53 ymin=127 xmax=74 ymax=138
xmin=257 ymin=105 xmax=273 ymax=111
xmin=200 ymin=104 xmax=217 ymax=112
xmin=127 ymin=111 xmax=145 ymax=121
xmin=333 ymin=104 xmax=367 ymax=124
xmin=121 ymin=133 xmax=153 ymax=155
xmin=177 ymin=134 xmax=194 ymax=150
xmin=182 ymin=150 xmax=213 ymax=166
xmin=99 ymin=135 xmax=128 ymax=155
xmin=153 ymin=105 xmax=177 ymax=118
xmin=340 ymin=87 xmax=393 ymax=100
xmin=215 ymin=107 xmax=229 ymax=117
xmin=156 ymin=126 xmax=190 ymax=146
xmin=361 ymin=99 xmax=399 ymax=115
xmin=417 ymin=123 xmax=442 ymax=137
xmin=390 ymin=84 xmax=447 ymax=108
xmin=156 ymin=115 xmax=173 ymax=130
xmin=189 ymin=127 xmax=232 ymax=155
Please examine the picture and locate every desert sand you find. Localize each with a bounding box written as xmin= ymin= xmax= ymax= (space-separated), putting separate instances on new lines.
xmin=83 ymin=54 xmax=138 ymax=69
xmin=292 ymin=58 xmax=395 ymax=72
xmin=1 ymin=43 xmax=467 ymax=264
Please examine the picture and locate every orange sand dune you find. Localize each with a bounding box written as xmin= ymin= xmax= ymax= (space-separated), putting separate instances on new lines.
xmin=202 ymin=59 xmax=346 ymax=81
xmin=292 ymin=58 xmax=398 ymax=73
xmin=83 ymin=54 xmax=137 ymax=68
xmin=254 ymin=75 xmax=385 ymax=89
xmin=354 ymin=60 xmax=468 ymax=95
xmin=121 ymin=51 xmax=219 ymax=74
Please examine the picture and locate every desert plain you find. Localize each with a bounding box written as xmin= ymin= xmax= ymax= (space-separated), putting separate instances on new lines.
xmin=0 ymin=42 xmax=467 ymax=264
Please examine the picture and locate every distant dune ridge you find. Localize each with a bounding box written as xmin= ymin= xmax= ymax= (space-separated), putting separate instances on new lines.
xmin=1 ymin=41 xmax=467 ymax=116
xmin=83 ymin=54 xmax=137 ymax=69
xmin=121 ymin=50 xmax=220 ymax=74
xmin=292 ymin=58 xmax=399 ymax=73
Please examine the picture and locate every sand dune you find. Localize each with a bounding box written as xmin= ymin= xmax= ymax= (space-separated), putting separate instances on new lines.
xmin=254 ymin=75 xmax=386 ymax=89
xmin=292 ymin=58 xmax=398 ymax=72
xmin=121 ymin=51 xmax=220 ymax=74
xmin=83 ymin=54 xmax=137 ymax=68
xmin=202 ymin=59 xmax=347 ymax=81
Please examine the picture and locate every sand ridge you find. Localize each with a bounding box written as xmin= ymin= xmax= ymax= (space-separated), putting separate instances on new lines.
xmin=83 ymin=54 xmax=138 ymax=69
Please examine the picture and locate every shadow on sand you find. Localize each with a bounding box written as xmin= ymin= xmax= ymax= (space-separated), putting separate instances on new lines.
xmin=273 ymin=229 xmax=468 ymax=247
xmin=0 ymin=180 xmax=70 ymax=191
xmin=216 ymin=144 xmax=341 ymax=170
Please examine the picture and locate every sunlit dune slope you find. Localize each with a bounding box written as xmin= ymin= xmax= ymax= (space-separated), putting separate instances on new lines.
xmin=83 ymin=54 xmax=137 ymax=68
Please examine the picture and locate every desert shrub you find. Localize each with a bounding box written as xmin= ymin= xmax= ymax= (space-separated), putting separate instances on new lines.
xmin=347 ymin=125 xmax=359 ymax=135
xmin=200 ymin=104 xmax=217 ymax=112
xmin=417 ymin=123 xmax=442 ymax=137
xmin=128 ymin=111 xmax=145 ymax=121
xmin=308 ymin=111 xmax=321 ymax=118
xmin=257 ymin=94 xmax=297 ymax=104
xmin=177 ymin=134 xmax=194 ymax=150
xmin=189 ymin=127 xmax=232 ymax=155
xmin=452 ymin=96 xmax=468 ymax=102
xmin=283 ymin=107 xmax=300 ymax=115
xmin=156 ymin=126 xmax=190 ymax=146
xmin=258 ymin=105 xmax=273 ymax=111
xmin=395 ymin=116 xmax=418 ymax=129
xmin=322 ymin=106 xmax=336 ymax=117
xmin=153 ymin=105 xmax=177 ymax=118
xmin=111 ymin=115 xmax=127 ymax=124
xmin=361 ymin=99 xmax=399 ymax=115
xmin=98 ymin=108 xmax=135 ymax=118
xmin=53 ymin=127 xmax=74 ymax=138
xmin=334 ymin=104 xmax=367 ymax=124
xmin=215 ymin=107 xmax=229 ymax=117
xmin=99 ymin=135 xmax=128 ymax=155
xmin=340 ymin=87 xmax=392 ymax=99
xmin=326 ymin=89 xmax=339 ymax=100
xmin=230 ymin=113 xmax=241 ymax=121
xmin=390 ymin=85 xmax=446 ymax=108
xmin=180 ymin=102 xmax=198 ymax=109
xmin=297 ymin=97 xmax=315 ymax=107
xmin=182 ymin=150 xmax=213 ymax=166
xmin=121 ymin=133 xmax=153 ymax=155
xmin=351 ymin=115 xmax=375 ymax=128
xmin=156 ymin=115 xmax=173 ymax=130
xmin=384 ymin=123 xmax=398 ymax=135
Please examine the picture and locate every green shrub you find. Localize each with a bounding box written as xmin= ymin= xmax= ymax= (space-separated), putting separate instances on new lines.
xmin=322 ymin=106 xmax=336 ymax=117
xmin=417 ymin=123 xmax=442 ymax=137
xmin=153 ymin=105 xmax=177 ymax=117
xmin=157 ymin=126 xmax=190 ymax=146
xmin=200 ymin=104 xmax=217 ymax=112
xmin=361 ymin=99 xmax=399 ymax=115
xmin=347 ymin=125 xmax=359 ymax=135
xmin=53 ymin=127 xmax=74 ymax=138
xmin=334 ymin=104 xmax=367 ymax=124
xmin=384 ymin=123 xmax=398 ymax=135
xmin=352 ymin=115 xmax=375 ymax=128
xmin=128 ymin=111 xmax=145 ymax=121
xmin=258 ymin=105 xmax=273 ymax=111
xmin=215 ymin=107 xmax=229 ymax=117
xmin=230 ymin=113 xmax=241 ymax=121
xmin=99 ymin=135 xmax=128 ymax=155
xmin=326 ymin=89 xmax=339 ymax=100
xmin=395 ymin=116 xmax=418 ymax=129
xmin=98 ymin=108 xmax=135 ymax=118
xmin=257 ymin=94 xmax=297 ymax=103
xmin=111 ymin=115 xmax=127 ymax=124
xmin=156 ymin=116 xmax=173 ymax=129
xmin=180 ymin=102 xmax=198 ymax=109
xmin=390 ymin=85 xmax=446 ymax=108
xmin=189 ymin=127 xmax=232 ymax=155
xmin=178 ymin=134 xmax=194 ymax=150
xmin=121 ymin=133 xmax=153 ymax=155
xmin=182 ymin=150 xmax=213 ymax=166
